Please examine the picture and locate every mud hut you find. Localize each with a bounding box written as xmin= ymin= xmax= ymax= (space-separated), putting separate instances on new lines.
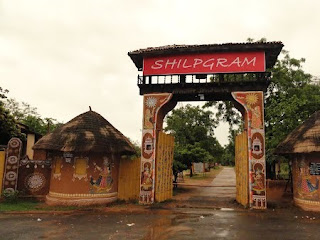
xmin=276 ymin=110 xmax=320 ymax=211
xmin=33 ymin=110 xmax=136 ymax=206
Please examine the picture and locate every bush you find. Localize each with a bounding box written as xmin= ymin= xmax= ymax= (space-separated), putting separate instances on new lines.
xmin=2 ymin=189 xmax=19 ymax=203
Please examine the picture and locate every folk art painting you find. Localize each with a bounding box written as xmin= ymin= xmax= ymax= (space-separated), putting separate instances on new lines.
xmin=140 ymin=93 xmax=172 ymax=203
xmin=232 ymin=91 xmax=267 ymax=209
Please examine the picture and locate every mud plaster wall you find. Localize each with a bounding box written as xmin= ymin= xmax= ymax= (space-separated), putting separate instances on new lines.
xmin=293 ymin=154 xmax=320 ymax=203
xmin=49 ymin=153 xmax=119 ymax=195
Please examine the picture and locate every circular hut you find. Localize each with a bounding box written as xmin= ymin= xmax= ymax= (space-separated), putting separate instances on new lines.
xmin=276 ymin=111 xmax=320 ymax=211
xmin=33 ymin=110 xmax=136 ymax=206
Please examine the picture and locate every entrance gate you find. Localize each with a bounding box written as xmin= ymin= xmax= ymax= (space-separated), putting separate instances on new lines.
xmin=128 ymin=42 xmax=283 ymax=209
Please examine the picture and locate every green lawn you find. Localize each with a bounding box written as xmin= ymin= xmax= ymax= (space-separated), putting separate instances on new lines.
xmin=0 ymin=200 xmax=85 ymax=212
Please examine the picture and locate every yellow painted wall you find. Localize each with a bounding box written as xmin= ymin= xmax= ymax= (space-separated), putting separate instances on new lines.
xmin=235 ymin=131 xmax=249 ymax=207
xmin=118 ymin=157 xmax=140 ymax=201
xmin=26 ymin=133 xmax=35 ymax=159
xmin=155 ymin=132 xmax=174 ymax=202
xmin=0 ymin=150 xmax=6 ymax=196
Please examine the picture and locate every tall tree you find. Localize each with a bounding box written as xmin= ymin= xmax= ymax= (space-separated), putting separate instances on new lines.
xmin=5 ymin=98 xmax=62 ymax=135
xmin=204 ymin=43 xmax=320 ymax=177
xmin=165 ymin=104 xmax=223 ymax=177
xmin=0 ymin=88 xmax=20 ymax=144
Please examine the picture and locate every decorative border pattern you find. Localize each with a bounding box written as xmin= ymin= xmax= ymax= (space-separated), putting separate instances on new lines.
xmin=49 ymin=191 xmax=117 ymax=199
xmin=232 ymin=91 xmax=267 ymax=209
xmin=2 ymin=138 xmax=22 ymax=193
xmin=294 ymin=197 xmax=320 ymax=206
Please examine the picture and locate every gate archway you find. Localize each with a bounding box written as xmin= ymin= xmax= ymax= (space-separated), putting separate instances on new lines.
xmin=128 ymin=42 xmax=283 ymax=209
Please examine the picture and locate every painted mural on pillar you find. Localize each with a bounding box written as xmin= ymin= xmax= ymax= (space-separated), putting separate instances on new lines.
xmin=2 ymin=138 xmax=22 ymax=193
xmin=232 ymin=91 xmax=266 ymax=209
xmin=140 ymin=93 xmax=172 ymax=204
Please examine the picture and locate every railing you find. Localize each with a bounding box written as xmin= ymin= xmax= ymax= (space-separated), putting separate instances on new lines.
xmin=138 ymin=72 xmax=271 ymax=85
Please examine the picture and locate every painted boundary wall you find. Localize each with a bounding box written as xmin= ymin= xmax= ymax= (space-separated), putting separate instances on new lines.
xmin=0 ymin=150 xmax=5 ymax=196
xmin=155 ymin=131 xmax=174 ymax=202
xmin=118 ymin=157 xmax=140 ymax=201
xmin=235 ymin=131 xmax=249 ymax=207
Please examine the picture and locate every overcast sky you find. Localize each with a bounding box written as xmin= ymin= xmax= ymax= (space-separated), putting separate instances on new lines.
xmin=1 ymin=0 xmax=320 ymax=146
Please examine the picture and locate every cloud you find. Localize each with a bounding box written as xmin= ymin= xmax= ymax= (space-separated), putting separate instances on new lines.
xmin=1 ymin=0 xmax=320 ymax=145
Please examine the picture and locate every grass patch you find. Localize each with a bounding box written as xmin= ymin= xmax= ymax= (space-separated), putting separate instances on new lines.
xmin=0 ymin=199 xmax=41 ymax=212
xmin=0 ymin=199 xmax=103 ymax=212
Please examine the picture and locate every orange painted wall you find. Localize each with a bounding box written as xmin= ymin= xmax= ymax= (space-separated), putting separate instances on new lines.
xmin=49 ymin=153 xmax=119 ymax=195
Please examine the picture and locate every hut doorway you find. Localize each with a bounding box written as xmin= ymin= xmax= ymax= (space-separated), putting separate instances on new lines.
xmin=128 ymin=42 xmax=283 ymax=209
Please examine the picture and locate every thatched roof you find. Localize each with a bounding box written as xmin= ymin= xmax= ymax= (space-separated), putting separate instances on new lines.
xmin=276 ymin=111 xmax=320 ymax=154
xmin=33 ymin=110 xmax=136 ymax=155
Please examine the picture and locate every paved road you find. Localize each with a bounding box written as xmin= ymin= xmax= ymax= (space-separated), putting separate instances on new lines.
xmin=199 ymin=166 xmax=236 ymax=198
xmin=174 ymin=167 xmax=237 ymax=208
xmin=1 ymin=207 xmax=320 ymax=239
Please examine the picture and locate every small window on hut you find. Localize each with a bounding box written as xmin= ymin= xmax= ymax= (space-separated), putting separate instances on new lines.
xmin=54 ymin=157 xmax=62 ymax=174
xmin=75 ymin=158 xmax=88 ymax=175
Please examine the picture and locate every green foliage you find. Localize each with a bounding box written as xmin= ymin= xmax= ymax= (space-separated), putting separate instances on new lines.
xmin=2 ymin=189 xmax=20 ymax=203
xmin=5 ymin=98 xmax=62 ymax=135
xmin=203 ymin=40 xmax=320 ymax=172
xmin=165 ymin=105 xmax=223 ymax=176
xmin=219 ymin=130 xmax=238 ymax=166
xmin=265 ymin=51 xmax=320 ymax=163
xmin=127 ymin=138 xmax=141 ymax=158
xmin=0 ymin=88 xmax=20 ymax=144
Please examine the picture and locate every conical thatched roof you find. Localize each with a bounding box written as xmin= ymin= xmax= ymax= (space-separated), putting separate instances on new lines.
xmin=276 ymin=111 xmax=320 ymax=154
xmin=33 ymin=110 xmax=136 ymax=155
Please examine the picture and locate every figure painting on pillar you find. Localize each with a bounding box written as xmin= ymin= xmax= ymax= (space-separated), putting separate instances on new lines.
xmin=140 ymin=93 xmax=172 ymax=204
xmin=252 ymin=162 xmax=265 ymax=194
xmin=232 ymin=91 xmax=266 ymax=209
xmin=141 ymin=162 xmax=152 ymax=191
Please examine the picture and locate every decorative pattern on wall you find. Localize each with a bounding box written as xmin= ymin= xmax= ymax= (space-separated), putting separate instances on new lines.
xmin=140 ymin=93 xmax=172 ymax=204
xmin=232 ymin=91 xmax=266 ymax=209
xmin=295 ymin=158 xmax=320 ymax=200
xmin=89 ymin=157 xmax=114 ymax=194
xmin=2 ymin=138 xmax=22 ymax=193
xmin=53 ymin=157 xmax=63 ymax=180
xmin=73 ymin=157 xmax=89 ymax=181
xmin=24 ymin=172 xmax=46 ymax=192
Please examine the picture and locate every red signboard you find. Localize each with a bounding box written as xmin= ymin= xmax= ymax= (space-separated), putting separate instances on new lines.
xmin=143 ymin=52 xmax=265 ymax=76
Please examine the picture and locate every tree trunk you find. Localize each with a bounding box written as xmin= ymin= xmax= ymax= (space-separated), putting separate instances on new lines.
xmin=189 ymin=165 xmax=193 ymax=177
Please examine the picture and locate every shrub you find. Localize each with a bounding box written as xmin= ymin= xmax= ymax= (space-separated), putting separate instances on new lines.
xmin=2 ymin=189 xmax=19 ymax=203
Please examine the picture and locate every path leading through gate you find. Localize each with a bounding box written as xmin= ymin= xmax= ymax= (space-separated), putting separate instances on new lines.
xmin=199 ymin=167 xmax=236 ymax=198
xmin=170 ymin=167 xmax=237 ymax=209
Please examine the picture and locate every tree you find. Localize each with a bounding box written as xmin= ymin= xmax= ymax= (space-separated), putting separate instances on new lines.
xmin=264 ymin=51 xmax=320 ymax=174
xmin=204 ymin=41 xmax=320 ymax=178
xmin=219 ymin=130 xmax=237 ymax=166
xmin=0 ymin=88 xmax=20 ymax=144
xmin=5 ymin=98 xmax=62 ymax=135
xmin=165 ymin=105 xmax=223 ymax=177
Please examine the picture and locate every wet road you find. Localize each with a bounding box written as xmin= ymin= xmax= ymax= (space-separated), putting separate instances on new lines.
xmin=1 ymin=168 xmax=318 ymax=239
xmin=197 ymin=166 xmax=236 ymax=198
xmin=1 ymin=207 xmax=320 ymax=240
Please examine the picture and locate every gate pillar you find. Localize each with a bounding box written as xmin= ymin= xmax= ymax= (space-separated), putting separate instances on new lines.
xmin=232 ymin=91 xmax=267 ymax=209
xmin=139 ymin=93 xmax=175 ymax=204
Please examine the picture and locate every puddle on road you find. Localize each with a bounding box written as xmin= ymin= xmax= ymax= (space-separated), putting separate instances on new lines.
xmin=220 ymin=208 xmax=234 ymax=211
xmin=144 ymin=211 xmax=216 ymax=239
